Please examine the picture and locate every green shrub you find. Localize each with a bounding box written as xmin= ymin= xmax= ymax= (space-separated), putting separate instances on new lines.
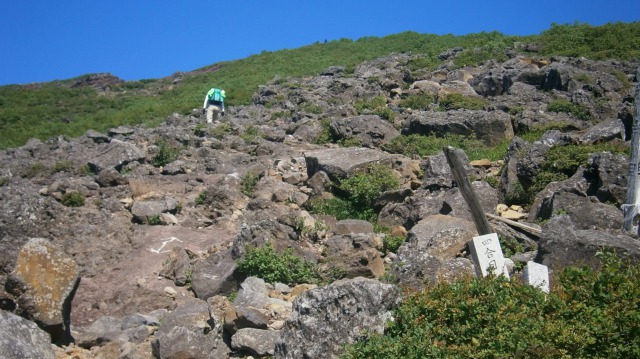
xmin=337 ymin=137 xmax=361 ymax=148
xmin=241 ymin=172 xmax=260 ymax=196
xmin=210 ymin=122 xmax=233 ymax=139
xmin=194 ymin=123 xmax=208 ymax=137
xmin=236 ymin=244 xmax=319 ymax=285
xmin=22 ymin=162 xmax=46 ymax=178
xmin=355 ymin=96 xmax=387 ymax=114
xmin=152 ymin=141 xmax=179 ymax=167
xmin=438 ymin=93 xmax=489 ymax=111
xmin=339 ymin=164 xmax=399 ymax=209
xmin=307 ymin=196 xmax=371 ymax=221
xmin=195 ymin=191 xmax=207 ymax=205
xmin=517 ymin=122 xmax=576 ymax=142
xmin=51 ymin=160 xmax=73 ymax=174
xmin=240 ymin=125 xmax=260 ymax=143
xmin=342 ymin=252 xmax=640 ymax=358
xmin=374 ymin=107 xmax=395 ymax=122
xmin=383 ymin=134 xmax=507 ymax=161
xmin=398 ymin=94 xmax=436 ymax=110
xmin=307 ymin=164 xmax=399 ymax=222
xmin=0 ymin=177 xmax=9 ymax=187
xmin=547 ymin=98 xmax=592 ymax=121
xmin=538 ymin=21 xmax=640 ymax=60
xmin=148 ymin=214 xmax=161 ymax=225
xmin=60 ymin=192 xmax=85 ymax=207
xmin=300 ymin=103 xmax=323 ymax=114
xmin=383 ymin=235 xmax=405 ymax=254
xmin=314 ymin=118 xmax=333 ymax=145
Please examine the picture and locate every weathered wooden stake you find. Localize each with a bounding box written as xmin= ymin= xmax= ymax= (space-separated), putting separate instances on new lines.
xmin=443 ymin=146 xmax=493 ymax=235
xmin=623 ymin=67 xmax=640 ymax=235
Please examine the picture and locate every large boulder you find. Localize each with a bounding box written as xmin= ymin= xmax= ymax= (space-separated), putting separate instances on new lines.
xmin=6 ymin=238 xmax=79 ymax=344
xmin=329 ymin=115 xmax=400 ymax=148
xmin=304 ymin=147 xmax=397 ymax=182
xmin=535 ymin=216 xmax=640 ymax=271
xmin=274 ymin=277 xmax=400 ymax=359
xmin=402 ymin=109 xmax=513 ymax=146
xmin=378 ymin=182 xmax=499 ymax=230
xmin=390 ymin=215 xmax=477 ymax=289
xmin=87 ymin=139 xmax=146 ymax=172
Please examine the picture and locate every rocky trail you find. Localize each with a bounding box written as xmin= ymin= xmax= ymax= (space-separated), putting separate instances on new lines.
xmin=1 ymin=51 xmax=640 ymax=358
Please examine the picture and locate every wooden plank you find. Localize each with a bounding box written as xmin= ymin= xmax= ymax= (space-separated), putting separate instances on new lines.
xmin=485 ymin=212 xmax=541 ymax=236
xmin=443 ymin=146 xmax=493 ymax=235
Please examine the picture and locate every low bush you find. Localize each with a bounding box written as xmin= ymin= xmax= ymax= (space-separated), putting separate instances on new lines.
xmin=51 ymin=160 xmax=73 ymax=174
xmin=60 ymin=192 xmax=85 ymax=207
xmin=354 ymin=96 xmax=387 ymax=114
xmin=342 ymin=252 xmax=640 ymax=358
xmin=383 ymin=134 xmax=507 ymax=161
xmin=152 ymin=141 xmax=179 ymax=167
xmin=307 ymin=164 xmax=399 ymax=222
xmin=398 ymin=93 xmax=436 ymax=110
xmin=547 ymin=98 xmax=592 ymax=121
xmin=383 ymin=235 xmax=405 ymax=254
xmin=241 ymin=172 xmax=260 ymax=196
xmin=195 ymin=191 xmax=207 ymax=206
xmin=236 ymin=244 xmax=319 ymax=285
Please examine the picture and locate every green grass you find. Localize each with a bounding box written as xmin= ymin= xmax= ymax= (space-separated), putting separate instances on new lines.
xmin=1 ymin=22 xmax=639 ymax=149
xmin=342 ymin=251 xmax=640 ymax=359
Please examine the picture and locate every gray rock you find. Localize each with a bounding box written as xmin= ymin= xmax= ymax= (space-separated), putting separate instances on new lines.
xmin=152 ymin=299 xmax=228 ymax=359
xmin=536 ymin=216 xmax=640 ymax=271
xmin=0 ymin=310 xmax=55 ymax=359
xmin=158 ymin=247 xmax=192 ymax=286
xmin=232 ymin=328 xmax=280 ymax=357
xmin=274 ymin=277 xmax=400 ymax=359
xmin=333 ymin=219 xmax=374 ymax=234
xmin=88 ymin=139 xmax=146 ymax=172
xmin=191 ymin=249 xmax=241 ymax=300
xmin=321 ymin=234 xmax=385 ymax=279
xmin=329 ymin=115 xmax=400 ymax=148
xmin=130 ymin=197 xmax=178 ymax=224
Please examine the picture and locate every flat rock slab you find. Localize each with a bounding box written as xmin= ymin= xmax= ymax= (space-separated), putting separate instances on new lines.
xmin=71 ymin=224 xmax=235 ymax=327
xmin=304 ymin=147 xmax=396 ymax=181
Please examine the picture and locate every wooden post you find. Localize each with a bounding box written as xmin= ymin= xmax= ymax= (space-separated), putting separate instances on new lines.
xmin=623 ymin=67 xmax=640 ymax=235
xmin=443 ymin=146 xmax=493 ymax=235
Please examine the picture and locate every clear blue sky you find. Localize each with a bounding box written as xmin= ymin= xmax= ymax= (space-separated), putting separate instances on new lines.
xmin=1 ymin=0 xmax=638 ymax=86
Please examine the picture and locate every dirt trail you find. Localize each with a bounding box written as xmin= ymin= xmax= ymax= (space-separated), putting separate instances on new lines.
xmin=71 ymin=224 xmax=235 ymax=327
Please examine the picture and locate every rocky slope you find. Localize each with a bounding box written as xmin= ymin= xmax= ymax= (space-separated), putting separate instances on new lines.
xmin=1 ymin=51 xmax=640 ymax=358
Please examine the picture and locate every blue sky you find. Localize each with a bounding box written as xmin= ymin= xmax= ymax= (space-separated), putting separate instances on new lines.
xmin=1 ymin=0 xmax=638 ymax=85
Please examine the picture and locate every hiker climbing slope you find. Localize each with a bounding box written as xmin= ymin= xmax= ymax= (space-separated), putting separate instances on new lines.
xmin=202 ymin=86 xmax=226 ymax=123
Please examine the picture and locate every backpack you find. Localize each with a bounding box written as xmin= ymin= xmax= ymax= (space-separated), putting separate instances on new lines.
xmin=208 ymin=88 xmax=224 ymax=102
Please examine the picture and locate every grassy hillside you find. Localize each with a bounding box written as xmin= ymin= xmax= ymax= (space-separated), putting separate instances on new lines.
xmin=1 ymin=21 xmax=638 ymax=149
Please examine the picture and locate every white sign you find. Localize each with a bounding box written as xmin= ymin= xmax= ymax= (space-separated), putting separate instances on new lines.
xmin=522 ymin=261 xmax=550 ymax=293
xmin=469 ymin=233 xmax=509 ymax=278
